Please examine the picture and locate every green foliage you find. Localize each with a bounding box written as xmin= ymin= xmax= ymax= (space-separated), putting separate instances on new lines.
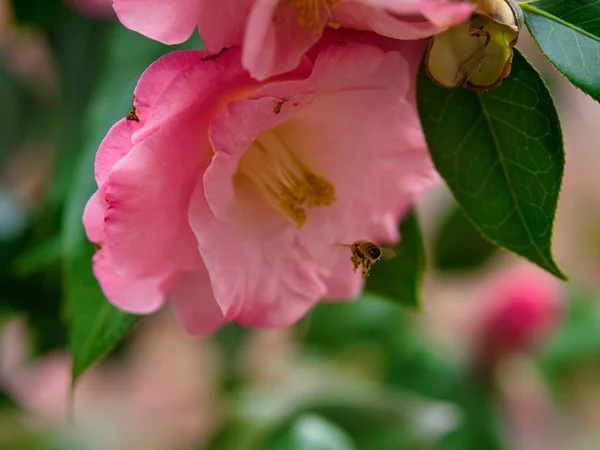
xmin=366 ymin=210 xmax=425 ymax=309
xmin=522 ymin=0 xmax=600 ymax=102
xmin=539 ymin=290 xmax=600 ymax=390
xmin=417 ymin=50 xmax=566 ymax=280
xmin=302 ymin=296 xmax=462 ymax=402
xmin=433 ymin=204 xmax=499 ymax=272
xmin=265 ymin=415 xmax=356 ymax=450
xmin=10 ymin=0 xmax=66 ymax=30
xmin=440 ymin=378 xmax=505 ymax=450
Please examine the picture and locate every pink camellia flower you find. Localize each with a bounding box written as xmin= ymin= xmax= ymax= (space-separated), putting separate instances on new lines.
xmin=112 ymin=0 xmax=473 ymax=80
xmin=473 ymin=264 xmax=563 ymax=369
xmin=82 ymin=31 xmax=436 ymax=335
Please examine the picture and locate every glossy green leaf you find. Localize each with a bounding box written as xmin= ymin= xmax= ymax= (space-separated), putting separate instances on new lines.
xmin=365 ymin=210 xmax=425 ymax=309
xmin=417 ymin=50 xmax=566 ymax=280
xmin=522 ymin=0 xmax=600 ymax=102
xmin=433 ymin=204 xmax=499 ymax=272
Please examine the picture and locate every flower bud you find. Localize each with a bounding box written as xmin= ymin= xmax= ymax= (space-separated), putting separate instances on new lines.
xmin=472 ymin=265 xmax=562 ymax=372
xmin=425 ymin=0 xmax=522 ymax=90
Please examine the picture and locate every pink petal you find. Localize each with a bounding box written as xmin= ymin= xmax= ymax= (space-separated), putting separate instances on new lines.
xmin=243 ymin=0 xmax=323 ymax=80
xmin=95 ymin=118 xmax=139 ymax=186
xmin=84 ymin=119 xmax=139 ymax=246
xmin=103 ymin=112 xmax=207 ymax=278
xmin=82 ymin=190 xmax=108 ymax=244
xmin=189 ymin=179 xmax=326 ymax=327
xmin=103 ymin=49 xmax=260 ymax=279
xmin=131 ymin=49 xmax=257 ymax=145
xmin=419 ymin=1 xmax=475 ymax=27
xmin=112 ymin=0 xmax=201 ymax=45
xmin=335 ymin=0 xmax=473 ymax=40
xmin=321 ymin=252 xmax=365 ymax=301
xmin=168 ymin=268 xmax=225 ymax=336
xmin=92 ymin=247 xmax=170 ymax=314
xmin=196 ymin=0 xmax=255 ymax=53
xmin=133 ymin=50 xmax=205 ymax=125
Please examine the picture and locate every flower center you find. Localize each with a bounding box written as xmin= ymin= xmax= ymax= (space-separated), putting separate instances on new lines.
xmin=236 ymin=130 xmax=336 ymax=228
xmin=285 ymin=0 xmax=341 ymax=29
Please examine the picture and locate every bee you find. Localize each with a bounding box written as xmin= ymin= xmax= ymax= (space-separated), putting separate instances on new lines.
xmin=334 ymin=240 xmax=396 ymax=279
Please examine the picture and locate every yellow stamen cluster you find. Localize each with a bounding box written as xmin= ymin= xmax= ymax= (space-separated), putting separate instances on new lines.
xmin=285 ymin=0 xmax=341 ymax=29
xmin=236 ymin=130 xmax=336 ymax=228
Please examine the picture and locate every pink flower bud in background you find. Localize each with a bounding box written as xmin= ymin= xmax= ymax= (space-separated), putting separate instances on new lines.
xmin=473 ymin=264 xmax=564 ymax=370
xmin=0 ymin=0 xmax=11 ymax=46
xmin=65 ymin=0 xmax=115 ymax=19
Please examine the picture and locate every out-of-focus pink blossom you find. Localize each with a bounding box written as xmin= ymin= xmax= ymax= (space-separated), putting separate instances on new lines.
xmin=0 ymin=0 xmax=11 ymax=46
xmin=0 ymin=315 xmax=221 ymax=449
xmin=111 ymin=0 xmax=473 ymax=80
xmin=473 ymin=264 xmax=563 ymax=368
xmin=82 ymin=31 xmax=437 ymax=335
xmin=66 ymin=0 xmax=115 ymax=19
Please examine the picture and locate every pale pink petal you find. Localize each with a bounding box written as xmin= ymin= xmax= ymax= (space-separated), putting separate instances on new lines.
xmin=93 ymin=247 xmax=170 ymax=314
xmin=104 ymin=112 xmax=208 ymax=278
xmin=321 ymin=253 xmax=365 ymax=301
xmin=112 ymin=0 xmax=201 ymax=45
xmin=243 ymin=0 xmax=323 ymax=80
xmin=335 ymin=0 xmax=473 ymax=40
xmin=168 ymin=268 xmax=225 ymax=335
xmin=189 ymin=179 xmax=326 ymax=327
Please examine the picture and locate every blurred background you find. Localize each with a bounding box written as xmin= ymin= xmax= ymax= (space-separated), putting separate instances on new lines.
xmin=1 ymin=1 xmax=600 ymax=449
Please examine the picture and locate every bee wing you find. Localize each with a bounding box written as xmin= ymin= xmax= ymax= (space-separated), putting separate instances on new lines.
xmin=380 ymin=247 xmax=397 ymax=260
xmin=331 ymin=243 xmax=352 ymax=249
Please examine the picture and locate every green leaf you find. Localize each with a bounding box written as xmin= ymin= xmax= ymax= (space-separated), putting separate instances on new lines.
xmin=433 ymin=204 xmax=498 ymax=272
xmin=417 ymin=50 xmax=566 ymax=280
xmin=365 ymin=210 xmax=425 ymax=309
xmin=522 ymin=0 xmax=600 ymax=102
